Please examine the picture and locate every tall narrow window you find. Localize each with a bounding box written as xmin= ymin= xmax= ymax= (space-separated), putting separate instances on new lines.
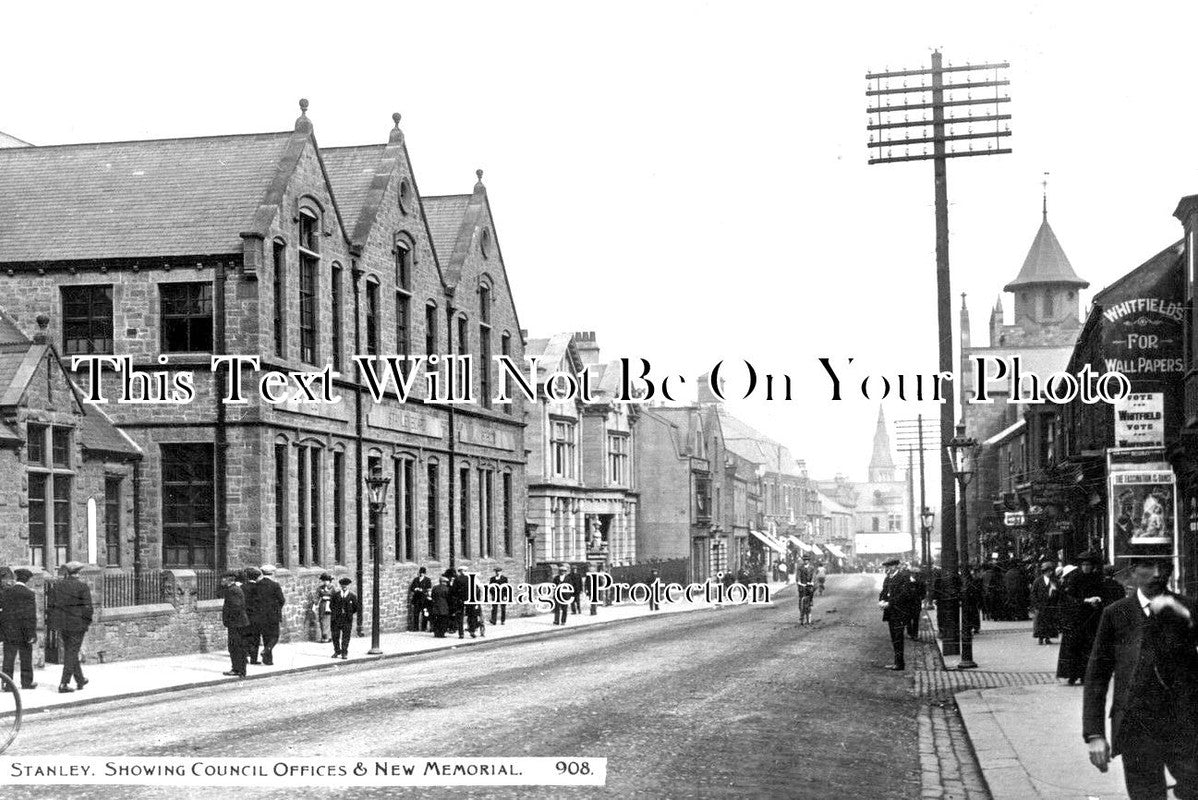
xmin=394 ymin=460 xmax=415 ymax=561
xmin=459 ymin=467 xmax=470 ymax=559
xmin=457 ymin=316 xmax=469 ymax=398
xmin=161 ymin=443 xmax=215 ymax=568
xmin=105 ymin=476 xmax=122 ymax=565
xmin=478 ymin=326 xmax=491 ymax=408
xmin=309 ymin=448 xmax=321 ymax=566
xmin=160 ymin=283 xmax=213 ymax=353
xmin=274 ymin=444 xmax=287 ymax=566
xmin=427 ymin=463 xmax=439 ymax=560
xmin=479 ymin=469 xmax=492 ymax=558
xmin=404 ymin=459 xmax=415 ymax=561
xmin=62 ymin=285 xmax=114 ymax=355
xmin=333 ymin=451 xmax=344 ymax=564
xmin=501 ymin=333 xmax=512 ymax=415
xmin=28 ymin=473 xmax=46 ymax=567
xmin=396 ymin=243 xmax=411 ymax=289
xmin=366 ymin=282 xmax=380 ymax=357
xmin=608 ymin=433 xmax=629 ymax=486
xmin=273 ymin=241 xmax=286 ymax=358
xmin=297 ymin=445 xmax=309 ymax=566
xmin=502 ymin=472 xmax=513 ymax=556
xmin=298 ymin=242 xmax=318 ymax=365
xmin=331 ymin=264 xmax=343 ymax=371
xmin=425 ymin=303 xmax=437 ymax=357
xmin=396 ymin=292 xmax=411 ymax=360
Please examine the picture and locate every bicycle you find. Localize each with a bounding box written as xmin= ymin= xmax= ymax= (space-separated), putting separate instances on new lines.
xmin=0 ymin=671 xmax=22 ymax=754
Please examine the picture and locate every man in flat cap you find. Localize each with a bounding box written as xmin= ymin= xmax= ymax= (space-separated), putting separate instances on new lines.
xmin=488 ymin=566 xmax=509 ymax=626
xmin=50 ymin=561 xmax=93 ymax=693
xmin=1 ymin=568 xmax=38 ymax=689
xmin=878 ymin=558 xmax=916 ymax=671
xmin=220 ymin=570 xmax=250 ymax=677
xmin=329 ymin=577 xmax=359 ymax=659
xmin=1084 ymin=556 xmax=1198 ymax=799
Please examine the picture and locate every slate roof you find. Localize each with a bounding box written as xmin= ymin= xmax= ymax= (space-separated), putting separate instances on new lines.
xmin=0 ymin=131 xmax=294 ymax=263
xmin=714 ymin=409 xmax=805 ymax=477
xmin=1092 ymin=240 xmax=1183 ymax=305
xmin=0 ymin=130 xmax=32 ymax=148
xmin=321 ymin=144 xmax=386 ymax=232
xmin=79 ymin=403 xmax=142 ymax=457
xmin=1004 ymin=215 xmax=1088 ymax=291
xmin=422 ymin=194 xmax=470 ymax=265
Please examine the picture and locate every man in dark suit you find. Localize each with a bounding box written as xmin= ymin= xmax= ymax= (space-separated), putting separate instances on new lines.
xmin=552 ymin=564 xmax=571 ymax=625
xmin=241 ymin=566 xmax=263 ymax=664
xmin=1 ymin=568 xmax=38 ymax=689
xmin=220 ymin=570 xmax=250 ymax=677
xmin=647 ymin=568 xmax=662 ymax=612
xmin=567 ymin=565 xmax=585 ymax=615
xmin=251 ymin=564 xmax=285 ymax=665
xmin=429 ymin=576 xmax=451 ymax=638
xmin=488 ymin=567 xmax=509 ymax=626
xmin=329 ymin=577 xmax=360 ymax=659
xmin=1084 ymin=557 xmax=1198 ymax=799
xmin=450 ymin=567 xmax=470 ymax=639
xmin=51 ymin=561 xmax=93 ymax=693
xmin=878 ymin=558 xmax=915 ymax=671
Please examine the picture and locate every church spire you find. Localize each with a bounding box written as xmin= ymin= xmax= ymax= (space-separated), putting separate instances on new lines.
xmin=869 ymin=406 xmax=896 ymax=483
xmin=1042 ymin=171 xmax=1048 ymax=221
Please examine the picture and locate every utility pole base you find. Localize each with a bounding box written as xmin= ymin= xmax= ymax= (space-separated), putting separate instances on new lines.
xmin=957 ymin=659 xmax=978 ymax=670
xmin=367 ymin=647 xmax=383 ymax=655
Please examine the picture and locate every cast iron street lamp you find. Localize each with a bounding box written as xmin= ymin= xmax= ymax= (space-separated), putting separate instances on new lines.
xmin=920 ymin=507 xmax=935 ymax=605
xmin=946 ymin=423 xmax=979 ymax=670
xmin=366 ymin=464 xmax=391 ymax=655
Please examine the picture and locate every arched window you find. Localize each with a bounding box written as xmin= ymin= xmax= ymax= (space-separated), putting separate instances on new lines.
xmin=298 ymin=209 xmax=320 ymax=365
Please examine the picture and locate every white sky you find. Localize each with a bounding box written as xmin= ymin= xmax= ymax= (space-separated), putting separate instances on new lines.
xmin=4 ymin=1 xmax=1197 ymax=483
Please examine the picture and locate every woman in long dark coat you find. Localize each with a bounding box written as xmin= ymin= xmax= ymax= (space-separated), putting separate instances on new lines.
xmin=1029 ymin=562 xmax=1060 ymax=644
xmin=1056 ymin=552 xmax=1107 ymax=684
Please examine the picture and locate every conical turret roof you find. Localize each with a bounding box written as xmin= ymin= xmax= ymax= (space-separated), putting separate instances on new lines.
xmin=1004 ymin=215 xmax=1088 ymax=291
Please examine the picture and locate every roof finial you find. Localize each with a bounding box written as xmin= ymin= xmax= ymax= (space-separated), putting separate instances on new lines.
xmin=474 ymin=169 xmax=485 ymax=192
xmin=389 ymin=112 xmax=404 ymax=144
xmin=1042 ymin=170 xmax=1049 ymax=221
xmin=961 ymin=291 xmax=967 ymax=309
xmin=294 ymin=98 xmax=313 ymax=135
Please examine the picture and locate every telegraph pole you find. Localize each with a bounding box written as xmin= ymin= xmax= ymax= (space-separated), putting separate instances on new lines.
xmin=866 ymin=51 xmax=1011 ymax=656
xmin=896 ymin=416 xmax=938 ymax=600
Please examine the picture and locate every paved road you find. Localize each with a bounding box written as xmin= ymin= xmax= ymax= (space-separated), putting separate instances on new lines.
xmin=7 ymin=574 xmax=924 ymax=799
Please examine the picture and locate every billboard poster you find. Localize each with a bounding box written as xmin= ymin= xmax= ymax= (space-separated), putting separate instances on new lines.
xmin=1113 ymin=392 xmax=1165 ymax=448
xmin=1107 ymin=456 xmax=1177 ymax=565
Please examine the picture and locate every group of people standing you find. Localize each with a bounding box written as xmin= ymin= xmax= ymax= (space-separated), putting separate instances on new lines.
xmin=219 ymin=565 xmax=289 ymax=677
xmin=405 ymin=565 xmax=511 ymax=639
xmin=0 ymin=561 xmax=93 ymax=694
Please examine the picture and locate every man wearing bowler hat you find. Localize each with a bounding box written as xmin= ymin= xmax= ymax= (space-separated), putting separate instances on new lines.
xmin=51 ymin=561 xmax=93 ymax=693
xmin=252 ymin=564 xmax=285 ymax=666
xmin=1084 ymin=556 xmax=1198 ymax=799
xmin=220 ymin=570 xmax=250 ymax=677
xmin=878 ymin=558 xmax=916 ymax=671
xmin=0 ymin=568 xmax=38 ymax=689
xmin=489 ymin=566 xmax=509 ymax=626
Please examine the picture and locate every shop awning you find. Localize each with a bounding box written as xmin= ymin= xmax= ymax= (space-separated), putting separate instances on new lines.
xmin=749 ymin=530 xmax=787 ymax=555
xmin=787 ymin=536 xmax=816 ymax=554
xmin=825 ymin=543 xmax=847 ymax=559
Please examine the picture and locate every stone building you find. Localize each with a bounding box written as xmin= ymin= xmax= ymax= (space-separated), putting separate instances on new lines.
xmin=0 ymin=103 xmax=528 ymax=660
xmin=524 ymin=331 xmax=638 ymax=569
xmin=960 ymin=193 xmax=1089 ymax=561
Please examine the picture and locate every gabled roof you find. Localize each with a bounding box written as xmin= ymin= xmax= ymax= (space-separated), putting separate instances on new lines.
xmin=715 ymin=410 xmax=805 ymax=477
xmin=1004 ymin=215 xmax=1088 ymax=291
xmin=0 ymin=130 xmax=32 ymax=148
xmin=422 ymin=194 xmax=472 ymax=281
xmin=321 ymin=144 xmax=384 ymax=229
xmin=1092 ymin=240 xmax=1183 ymax=306
xmin=0 ymin=131 xmax=295 ymax=263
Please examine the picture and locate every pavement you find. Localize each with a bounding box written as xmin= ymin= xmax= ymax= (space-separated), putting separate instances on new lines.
xmin=933 ymin=614 xmax=1130 ymax=800
xmin=1 ymin=579 xmax=790 ymax=716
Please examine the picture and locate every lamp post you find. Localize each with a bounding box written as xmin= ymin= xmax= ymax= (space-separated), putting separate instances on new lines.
xmin=365 ymin=464 xmax=390 ymax=655
xmin=946 ymin=423 xmax=979 ymax=669
xmin=920 ymin=507 xmax=935 ymax=607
